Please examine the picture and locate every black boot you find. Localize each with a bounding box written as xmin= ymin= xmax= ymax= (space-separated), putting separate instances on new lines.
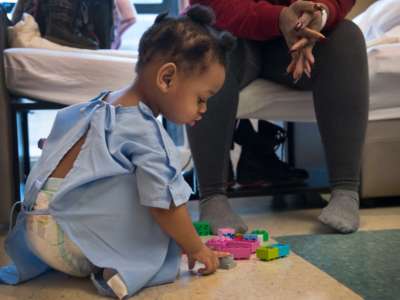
xmin=258 ymin=120 xmax=309 ymax=180
xmin=235 ymin=120 xmax=308 ymax=187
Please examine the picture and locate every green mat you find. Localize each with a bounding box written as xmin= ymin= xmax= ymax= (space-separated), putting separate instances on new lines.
xmin=276 ymin=230 xmax=400 ymax=300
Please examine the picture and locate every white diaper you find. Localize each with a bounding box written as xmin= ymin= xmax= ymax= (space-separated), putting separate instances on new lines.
xmin=25 ymin=177 xmax=96 ymax=277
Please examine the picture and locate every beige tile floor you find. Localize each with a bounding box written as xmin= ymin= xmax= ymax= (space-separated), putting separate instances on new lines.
xmin=1 ymin=196 xmax=400 ymax=300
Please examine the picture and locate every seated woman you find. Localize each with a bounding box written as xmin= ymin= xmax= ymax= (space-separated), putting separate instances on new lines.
xmin=187 ymin=0 xmax=369 ymax=234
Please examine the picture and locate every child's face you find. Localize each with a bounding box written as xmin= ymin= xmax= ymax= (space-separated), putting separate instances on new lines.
xmin=157 ymin=61 xmax=226 ymax=125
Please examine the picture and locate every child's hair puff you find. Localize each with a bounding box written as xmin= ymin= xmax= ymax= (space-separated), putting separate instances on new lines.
xmin=136 ymin=4 xmax=235 ymax=74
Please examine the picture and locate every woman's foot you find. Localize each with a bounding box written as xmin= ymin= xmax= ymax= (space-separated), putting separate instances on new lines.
xmin=318 ymin=189 xmax=360 ymax=233
xmin=200 ymin=194 xmax=248 ymax=234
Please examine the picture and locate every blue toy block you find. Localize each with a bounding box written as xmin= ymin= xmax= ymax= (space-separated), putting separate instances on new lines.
xmin=223 ymin=233 xmax=235 ymax=239
xmin=271 ymin=243 xmax=290 ymax=257
xmin=243 ymin=234 xmax=258 ymax=241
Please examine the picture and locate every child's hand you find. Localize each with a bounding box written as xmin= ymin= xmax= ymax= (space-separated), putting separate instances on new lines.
xmin=187 ymin=245 xmax=230 ymax=275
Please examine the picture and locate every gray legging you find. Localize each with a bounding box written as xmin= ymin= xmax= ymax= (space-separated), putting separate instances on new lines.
xmin=187 ymin=20 xmax=369 ymax=198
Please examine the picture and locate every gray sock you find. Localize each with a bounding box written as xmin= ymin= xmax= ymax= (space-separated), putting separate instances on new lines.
xmin=200 ymin=194 xmax=248 ymax=235
xmin=318 ymin=189 xmax=360 ymax=233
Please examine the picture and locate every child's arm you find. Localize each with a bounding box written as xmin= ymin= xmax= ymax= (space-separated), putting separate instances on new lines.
xmin=150 ymin=204 xmax=226 ymax=275
xmin=149 ymin=204 xmax=202 ymax=253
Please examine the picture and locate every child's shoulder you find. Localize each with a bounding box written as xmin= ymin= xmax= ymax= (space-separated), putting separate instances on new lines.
xmin=117 ymin=101 xmax=160 ymax=134
xmin=116 ymin=102 xmax=176 ymax=150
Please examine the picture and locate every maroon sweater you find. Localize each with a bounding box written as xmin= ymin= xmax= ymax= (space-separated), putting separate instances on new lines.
xmin=190 ymin=0 xmax=355 ymax=41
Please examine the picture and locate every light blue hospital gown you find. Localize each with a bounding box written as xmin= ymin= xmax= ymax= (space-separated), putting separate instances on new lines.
xmin=0 ymin=92 xmax=193 ymax=297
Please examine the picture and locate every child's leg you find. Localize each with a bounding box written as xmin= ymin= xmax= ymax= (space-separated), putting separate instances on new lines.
xmin=26 ymin=178 xmax=96 ymax=277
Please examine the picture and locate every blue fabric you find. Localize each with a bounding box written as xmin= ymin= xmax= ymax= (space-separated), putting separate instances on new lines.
xmin=0 ymin=92 xmax=192 ymax=297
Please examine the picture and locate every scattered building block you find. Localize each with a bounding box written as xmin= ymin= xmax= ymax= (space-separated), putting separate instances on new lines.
xmin=219 ymin=255 xmax=237 ymax=269
xmin=218 ymin=228 xmax=235 ymax=237
xmin=256 ymin=243 xmax=290 ymax=261
xmin=234 ymin=235 xmax=244 ymax=241
xmin=193 ymin=221 xmax=212 ymax=236
xmin=251 ymin=229 xmax=269 ymax=242
xmin=206 ymin=238 xmax=252 ymax=259
xmin=206 ymin=236 xmax=230 ymax=251
xmin=271 ymin=243 xmax=290 ymax=257
xmin=243 ymin=234 xmax=258 ymax=241
xmin=256 ymin=246 xmax=279 ymax=261
xmin=228 ymin=239 xmax=260 ymax=253
xmin=224 ymin=245 xmax=252 ymax=259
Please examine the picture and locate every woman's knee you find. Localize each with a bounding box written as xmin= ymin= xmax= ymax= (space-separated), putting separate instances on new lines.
xmin=333 ymin=19 xmax=366 ymax=50
xmin=316 ymin=19 xmax=368 ymax=70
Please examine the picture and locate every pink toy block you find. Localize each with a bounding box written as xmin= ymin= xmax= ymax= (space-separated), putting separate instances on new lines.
xmin=248 ymin=240 xmax=261 ymax=253
xmin=226 ymin=240 xmax=260 ymax=253
xmin=223 ymin=247 xmax=251 ymax=259
xmin=218 ymin=228 xmax=235 ymax=237
xmin=206 ymin=237 xmax=252 ymax=259
xmin=223 ymin=241 xmax=252 ymax=259
xmin=205 ymin=237 xmax=230 ymax=251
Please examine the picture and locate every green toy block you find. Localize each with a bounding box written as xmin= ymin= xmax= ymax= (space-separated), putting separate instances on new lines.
xmin=193 ymin=221 xmax=212 ymax=236
xmin=256 ymin=246 xmax=279 ymax=261
xmin=251 ymin=229 xmax=269 ymax=241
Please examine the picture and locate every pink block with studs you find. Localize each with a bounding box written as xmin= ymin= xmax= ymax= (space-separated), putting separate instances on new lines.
xmin=223 ymin=241 xmax=252 ymax=259
xmin=205 ymin=237 xmax=230 ymax=251
xmin=226 ymin=240 xmax=260 ymax=253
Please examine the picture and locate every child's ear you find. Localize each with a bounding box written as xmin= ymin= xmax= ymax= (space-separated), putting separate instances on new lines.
xmin=157 ymin=62 xmax=177 ymax=92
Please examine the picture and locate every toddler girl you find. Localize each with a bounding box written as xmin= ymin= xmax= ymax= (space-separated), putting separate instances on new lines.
xmin=0 ymin=5 xmax=235 ymax=298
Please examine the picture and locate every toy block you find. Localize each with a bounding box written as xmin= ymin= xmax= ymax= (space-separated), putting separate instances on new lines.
xmin=228 ymin=239 xmax=260 ymax=253
xmin=205 ymin=237 xmax=230 ymax=251
xmin=193 ymin=221 xmax=211 ymax=236
xmin=251 ymin=229 xmax=269 ymax=241
xmin=256 ymin=235 xmax=264 ymax=244
xmin=223 ymin=246 xmax=251 ymax=259
xmin=271 ymin=243 xmax=290 ymax=257
xmin=225 ymin=233 xmax=236 ymax=239
xmin=218 ymin=228 xmax=235 ymax=237
xmin=243 ymin=234 xmax=258 ymax=241
xmin=219 ymin=255 xmax=237 ymax=269
xmin=224 ymin=241 xmax=252 ymax=259
xmin=256 ymin=246 xmax=279 ymax=261
xmin=249 ymin=240 xmax=260 ymax=253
